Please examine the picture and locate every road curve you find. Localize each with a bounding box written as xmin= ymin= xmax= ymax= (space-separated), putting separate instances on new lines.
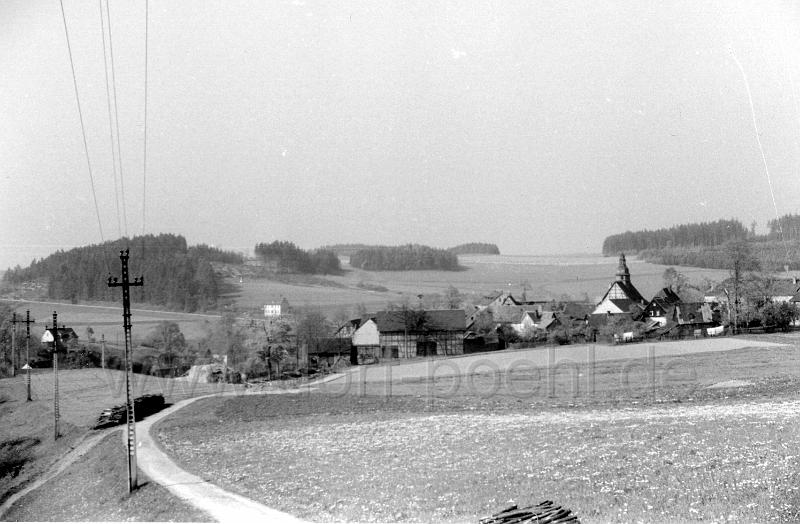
xmin=135 ymin=392 xmax=303 ymax=523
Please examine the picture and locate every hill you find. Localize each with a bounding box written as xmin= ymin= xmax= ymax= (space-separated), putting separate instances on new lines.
xmin=2 ymin=234 xmax=242 ymax=312
xmin=602 ymin=216 xmax=800 ymax=271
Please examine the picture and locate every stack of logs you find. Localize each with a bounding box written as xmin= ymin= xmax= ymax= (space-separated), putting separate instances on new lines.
xmin=480 ymin=501 xmax=580 ymax=524
xmin=93 ymin=394 xmax=166 ymax=429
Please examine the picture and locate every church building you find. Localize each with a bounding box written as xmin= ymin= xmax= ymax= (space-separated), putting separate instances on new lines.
xmin=592 ymin=253 xmax=647 ymax=316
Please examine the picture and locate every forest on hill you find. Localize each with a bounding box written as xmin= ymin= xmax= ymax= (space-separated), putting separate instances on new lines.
xmin=602 ymin=215 xmax=800 ymax=270
xmin=349 ymin=244 xmax=460 ymax=271
xmin=254 ymin=241 xmax=341 ymax=274
xmin=2 ymin=234 xmax=241 ymax=312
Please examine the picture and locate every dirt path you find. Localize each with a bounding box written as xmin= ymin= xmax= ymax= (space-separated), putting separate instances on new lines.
xmin=0 ymin=428 xmax=116 ymax=518
xmin=136 ymin=393 xmax=303 ymax=523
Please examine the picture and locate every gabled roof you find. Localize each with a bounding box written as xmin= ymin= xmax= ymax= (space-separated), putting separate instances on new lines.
xmin=674 ymin=303 xmax=715 ymax=324
xmin=652 ymin=287 xmax=682 ymax=304
xmin=537 ymin=311 xmax=559 ymax=330
xmin=492 ymin=305 xmax=527 ymax=324
xmin=374 ymin=309 xmax=466 ymax=332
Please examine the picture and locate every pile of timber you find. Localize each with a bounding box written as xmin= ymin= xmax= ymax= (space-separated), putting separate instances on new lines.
xmin=93 ymin=394 xmax=166 ymax=429
xmin=480 ymin=501 xmax=580 ymax=524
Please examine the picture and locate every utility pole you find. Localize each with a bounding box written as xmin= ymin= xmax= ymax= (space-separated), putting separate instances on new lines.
xmin=41 ymin=311 xmax=61 ymax=438
xmin=107 ymin=249 xmax=144 ymax=493
xmin=10 ymin=312 xmax=17 ymax=377
xmin=101 ymin=333 xmax=106 ymax=370
xmin=15 ymin=311 xmax=36 ymax=401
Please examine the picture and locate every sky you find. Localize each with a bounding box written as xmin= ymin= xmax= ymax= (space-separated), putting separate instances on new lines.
xmin=2 ymin=0 xmax=800 ymax=270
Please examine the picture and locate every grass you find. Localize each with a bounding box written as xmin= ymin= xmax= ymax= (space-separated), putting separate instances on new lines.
xmin=229 ymin=254 xmax=731 ymax=317
xmin=4 ymin=299 xmax=219 ymax=344
xmin=0 ymin=367 xmax=241 ymax=516
xmin=155 ymin=338 xmax=800 ymax=523
xmin=2 ymin=431 xmax=211 ymax=522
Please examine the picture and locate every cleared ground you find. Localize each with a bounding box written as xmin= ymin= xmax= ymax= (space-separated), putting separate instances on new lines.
xmin=155 ymin=335 xmax=800 ymax=523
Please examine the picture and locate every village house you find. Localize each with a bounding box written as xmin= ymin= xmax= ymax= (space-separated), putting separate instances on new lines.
xmin=351 ymin=309 xmax=466 ymax=361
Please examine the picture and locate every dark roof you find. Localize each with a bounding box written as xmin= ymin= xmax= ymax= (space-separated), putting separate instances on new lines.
xmin=653 ymin=287 xmax=682 ymax=304
xmin=560 ymin=302 xmax=593 ymax=319
xmin=375 ymin=309 xmax=466 ymax=332
xmin=617 ymin=281 xmax=646 ymax=305
xmin=491 ymin=305 xmax=527 ymax=324
xmin=674 ymin=303 xmax=715 ymax=324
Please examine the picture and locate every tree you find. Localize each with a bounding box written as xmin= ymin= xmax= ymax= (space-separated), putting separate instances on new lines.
xmin=444 ymin=285 xmax=463 ymax=309
xmin=143 ymin=321 xmax=189 ymax=371
xmin=296 ymin=310 xmax=331 ymax=355
xmin=724 ymin=240 xmax=761 ymax=333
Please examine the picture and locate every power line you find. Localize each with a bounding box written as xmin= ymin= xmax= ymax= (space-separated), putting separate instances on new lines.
xmin=58 ymin=0 xmax=106 ymax=246
xmin=729 ymin=44 xmax=790 ymax=265
xmin=105 ymin=0 xmax=128 ymax=237
xmin=142 ymin=0 xmax=149 ymax=238
xmin=99 ymin=0 xmax=123 ymax=238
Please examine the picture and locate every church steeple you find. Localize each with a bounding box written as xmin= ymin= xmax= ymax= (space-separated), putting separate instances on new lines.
xmin=616 ymin=253 xmax=631 ymax=286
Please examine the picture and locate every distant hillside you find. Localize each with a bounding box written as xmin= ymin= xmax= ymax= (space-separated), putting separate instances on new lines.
xmin=349 ymin=244 xmax=460 ymax=271
xmin=448 ymin=243 xmax=500 ymax=255
xmin=603 ymin=216 xmax=800 ymax=271
xmin=602 ymin=219 xmax=748 ymax=255
xmin=2 ymin=234 xmax=241 ymax=312
xmin=254 ymin=241 xmax=341 ymax=274
xmin=320 ymin=244 xmax=382 ymax=257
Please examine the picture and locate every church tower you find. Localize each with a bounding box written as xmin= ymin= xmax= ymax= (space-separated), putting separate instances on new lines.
xmin=616 ymin=253 xmax=631 ymax=286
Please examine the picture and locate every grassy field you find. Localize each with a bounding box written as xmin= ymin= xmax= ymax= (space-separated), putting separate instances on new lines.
xmin=5 ymin=299 xmax=220 ymax=344
xmin=0 ymin=368 xmax=240 ymax=518
xmin=228 ymin=254 xmax=732 ymax=316
xmin=155 ymin=335 xmax=800 ymax=523
xmin=2 ymin=431 xmax=211 ymax=522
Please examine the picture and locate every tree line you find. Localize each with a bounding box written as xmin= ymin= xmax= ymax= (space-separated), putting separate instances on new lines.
xmin=601 ymin=219 xmax=749 ymax=255
xmin=448 ymin=243 xmax=500 ymax=255
xmin=2 ymin=234 xmax=238 ymax=312
xmin=349 ymin=244 xmax=460 ymax=271
xmin=254 ymin=241 xmax=341 ymax=274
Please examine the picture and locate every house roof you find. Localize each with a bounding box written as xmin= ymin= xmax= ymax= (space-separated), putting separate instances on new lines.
xmin=491 ymin=305 xmax=527 ymax=324
xmin=537 ymin=311 xmax=559 ymax=330
xmin=374 ymin=309 xmax=466 ymax=332
xmin=652 ymin=287 xmax=682 ymax=304
xmin=674 ymin=303 xmax=715 ymax=324
xmin=560 ymin=302 xmax=593 ymax=319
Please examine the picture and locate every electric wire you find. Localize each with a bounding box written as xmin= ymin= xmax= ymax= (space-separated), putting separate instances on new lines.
xmin=58 ymin=0 xmax=108 ymax=265
xmin=105 ymin=0 xmax=129 ymax=238
xmin=728 ymin=44 xmax=791 ymax=265
xmin=141 ymin=0 xmax=149 ymax=266
xmin=142 ymin=0 xmax=149 ymax=239
xmin=99 ymin=0 xmax=123 ymax=238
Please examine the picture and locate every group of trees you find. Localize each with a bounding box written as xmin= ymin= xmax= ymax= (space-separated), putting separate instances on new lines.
xmin=602 ymin=215 xmax=800 ymax=271
xmin=349 ymin=244 xmax=459 ymax=271
xmin=602 ymin=219 xmax=749 ymax=255
xmin=447 ymin=243 xmax=500 ymax=255
xmin=2 ymin=234 xmax=236 ymax=312
xmin=254 ymin=241 xmax=341 ymax=274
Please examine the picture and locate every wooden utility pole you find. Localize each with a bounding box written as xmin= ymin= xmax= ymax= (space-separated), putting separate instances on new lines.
xmin=42 ymin=311 xmax=61 ymax=438
xmin=15 ymin=311 xmax=36 ymax=401
xmin=101 ymin=334 xmax=106 ymax=370
xmin=10 ymin=312 xmax=17 ymax=377
xmin=107 ymin=249 xmax=144 ymax=492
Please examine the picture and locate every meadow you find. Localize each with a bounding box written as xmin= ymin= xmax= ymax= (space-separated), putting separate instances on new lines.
xmin=155 ymin=335 xmax=800 ymax=523
xmin=227 ymin=254 xmax=733 ymax=316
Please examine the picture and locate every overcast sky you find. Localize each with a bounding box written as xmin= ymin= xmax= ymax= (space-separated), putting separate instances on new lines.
xmin=2 ymin=1 xmax=800 ymax=269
